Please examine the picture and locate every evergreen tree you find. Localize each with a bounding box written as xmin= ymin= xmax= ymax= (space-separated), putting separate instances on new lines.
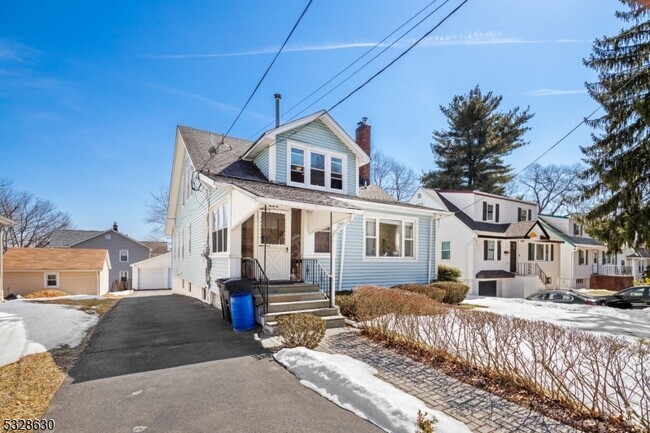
xmin=581 ymin=1 xmax=650 ymax=250
xmin=422 ymin=85 xmax=533 ymax=195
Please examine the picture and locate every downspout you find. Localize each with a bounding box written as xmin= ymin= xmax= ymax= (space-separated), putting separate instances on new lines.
xmin=338 ymin=226 xmax=347 ymax=292
xmin=427 ymin=216 xmax=436 ymax=283
xmin=329 ymin=211 xmax=334 ymax=308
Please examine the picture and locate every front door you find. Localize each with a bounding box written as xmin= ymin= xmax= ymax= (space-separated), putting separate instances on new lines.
xmin=510 ymin=241 xmax=517 ymax=273
xmin=258 ymin=209 xmax=290 ymax=280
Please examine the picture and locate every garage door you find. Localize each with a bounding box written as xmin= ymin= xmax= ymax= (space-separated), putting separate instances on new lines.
xmin=478 ymin=280 xmax=497 ymax=297
xmin=138 ymin=268 xmax=168 ymax=290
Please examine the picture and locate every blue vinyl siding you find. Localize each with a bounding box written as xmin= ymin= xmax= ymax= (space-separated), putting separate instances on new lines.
xmin=276 ymin=120 xmax=357 ymax=196
xmin=253 ymin=147 xmax=270 ymax=178
xmin=333 ymin=210 xmax=436 ymax=291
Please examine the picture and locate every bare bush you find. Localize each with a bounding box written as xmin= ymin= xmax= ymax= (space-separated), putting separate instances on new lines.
xmin=276 ymin=314 xmax=326 ymax=349
xmin=429 ymin=282 xmax=469 ymax=304
xmin=393 ymin=284 xmax=446 ymax=303
xmin=355 ymin=287 xmax=649 ymax=430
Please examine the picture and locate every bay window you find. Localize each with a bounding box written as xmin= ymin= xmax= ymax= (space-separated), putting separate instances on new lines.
xmin=211 ymin=202 xmax=229 ymax=253
xmin=364 ymin=217 xmax=415 ymax=258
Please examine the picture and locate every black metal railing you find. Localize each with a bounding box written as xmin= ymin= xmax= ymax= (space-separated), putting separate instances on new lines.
xmin=241 ymin=257 xmax=269 ymax=314
xmin=516 ymin=262 xmax=549 ymax=285
xmin=292 ymin=258 xmax=332 ymax=306
xmin=591 ymin=264 xmax=632 ymax=276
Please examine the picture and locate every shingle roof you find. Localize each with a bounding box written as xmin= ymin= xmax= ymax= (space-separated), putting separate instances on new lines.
xmin=567 ymin=236 xmax=605 ymax=247
xmin=49 ymin=230 xmax=103 ymax=247
xmin=475 ymin=270 xmax=515 ymax=279
xmin=140 ymin=241 xmax=169 ymax=257
xmin=358 ymin=185 xmax=396 ymax=202
xmin=628 ymin=248 xmax=650 ymax=258
xmin=4 ymin=248 xmax=110 ymax=271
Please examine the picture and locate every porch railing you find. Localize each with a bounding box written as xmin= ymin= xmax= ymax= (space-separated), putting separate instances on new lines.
xmin=241 ymin=257 xmax=269 ymax=314
xmin=292 ymin=258 xmax=331 ymax=306
xmin=591 ymin=264 xmax=632 ymax=276
xmin=516 ymin=262 xmax=549 ymax=286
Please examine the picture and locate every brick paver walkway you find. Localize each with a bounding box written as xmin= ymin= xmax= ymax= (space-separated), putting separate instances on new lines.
xmin=319 ymin=328 xmax=579 ymax=433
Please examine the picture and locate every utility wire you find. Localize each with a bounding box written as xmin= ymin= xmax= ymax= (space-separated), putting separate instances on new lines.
xmin=222 ymin=0 xmax=314 ymax=140
xmin=439 ymin=69 xmax=644 ymax=220
xmin=246 ymin=0 xmax=443 ymax=139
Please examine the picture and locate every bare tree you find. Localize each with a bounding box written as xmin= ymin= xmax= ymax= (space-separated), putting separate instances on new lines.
xmin=371 ymin=149 xmax=420 ymax=201
xmin=0 ymin=179 xmax=73 ymax=249
xmin=513 ymin=163 xmax=588 ymax=215
xmin=144 ymin=185 xmax=169 ymax=239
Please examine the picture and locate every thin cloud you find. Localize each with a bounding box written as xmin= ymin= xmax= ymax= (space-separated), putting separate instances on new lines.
xmin=146 ymin=84 xmax=272 ymax=121
xmin=143 ymin=32 xmax=583 ymax=59
xmin=525 ymin=88 xmax=588 ymax=97
xmin=13 ymin=111 xmax=64 ymax=122
xmin=0 ymin=39 xmax=42 ymax=62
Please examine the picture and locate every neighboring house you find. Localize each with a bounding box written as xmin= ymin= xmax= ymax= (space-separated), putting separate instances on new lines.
xmin=141 ymin=241 xmax=169 ymax=257
xmin=3 ymin=248 xmax=111 ymax=296
xmin=410 ymin=188 xmax=561 ymax=298
xmin=49 ymin=223 xmax=152 ymax=290
xmin=0 ymin=216 xmax=14 ymax=301
xmin=625 ymin=247 xmax=650 ymax=281
xmin=165 ymin=112 xmax=446 ymax=331
xmin=131 ymin=252 xmax=172 ymax=290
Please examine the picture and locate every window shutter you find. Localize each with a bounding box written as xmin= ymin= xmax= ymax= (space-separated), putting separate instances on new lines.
xmin=517 ymin=207 xmax=522 ymax=222
xmin=528 ymin=209 xmax=532 ymax=221
xmin=551 ymin=245 xmax=554 ymax=261
xmin=580 ymin=226 xmax=583 ymax=236
xmin=497 ymin=241 xmax=501 ymax=260
xmin=528 ymin=243 xmax=534 ymax=261
xmin=586 ymin=250 xmax=589 ymax=265
xmin=484 ymin=240 xmax=488 ymax=260
xmin=482 ymin=202 xmax=487 ymax=221
xmin=495 ymin=204 xmax=500 ymax=222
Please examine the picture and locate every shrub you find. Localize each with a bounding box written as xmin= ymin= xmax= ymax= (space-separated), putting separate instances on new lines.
xmin=335 ymin=293 xmax=357 ymax=319
xmin=24 ymin=290 xmax=70 ymax=299
xmin=415 ymin=410 xmax=436 ymax=433
xmin=430 ymin=282 xmax=469 ymax=304
xmin=394 ymin=284 xmax=445 ymax=303
xmin=436 ymin=265 xmax=461 ymax=282
xmin=276 ymin=313 xmax=326 ymax=349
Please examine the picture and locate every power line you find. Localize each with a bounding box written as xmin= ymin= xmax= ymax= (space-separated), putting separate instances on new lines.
xmin=246 ymin=0 xmax=444 ymax=139
xmin=439 ymin=69 xmax=644 ymax=220
xmin=222 ymin=0 xmax=314 ymax=140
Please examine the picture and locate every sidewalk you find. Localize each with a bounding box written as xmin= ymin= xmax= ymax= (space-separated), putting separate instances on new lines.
xmin=319 ymin=328 xmax=580 ymax=433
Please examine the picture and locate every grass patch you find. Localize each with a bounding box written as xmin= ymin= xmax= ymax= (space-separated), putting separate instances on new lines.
xmin=583 ymin=290 xmax=618 ymax=297
xmin=41 ymin=297 xmax=120 ymax=315
xmin=455 ymin=304 xmax=488 ymax=310
xmin=24 ymin=290 xmax=69 ymax=299
xmin=0 ymin=297 xmax=120 ymax=429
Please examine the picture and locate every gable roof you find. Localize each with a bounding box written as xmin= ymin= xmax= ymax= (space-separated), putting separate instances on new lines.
xmin=435 ymin=189 xmax=537 ymax=206
xmin=4 ymin=248 xmax=111 ymax=271
xmin=49 ymin=230 xmax=103 ymax=246
xmin=358 ymin=185 xmax=396 ymax=202
xmin=538 ymin=218 xmax=606 ymax=248
xmin=140 ymin=241 xmax=169 ymax=257
xmin=628 ymin=248 xmax=650 ymax=258
xmin=242 ymin=111 xmax=371 ymax=166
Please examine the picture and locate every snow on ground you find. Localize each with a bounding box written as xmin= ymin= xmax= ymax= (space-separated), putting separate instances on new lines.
xmin=275 ymin=348 xmax=471 ymax=433
xmin=464 ymin=296 xmax=650 ymax=340
xmin=0 ymin=302 xmax=99 ymax=367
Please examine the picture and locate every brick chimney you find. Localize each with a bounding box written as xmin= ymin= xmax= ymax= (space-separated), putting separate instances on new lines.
xmin=356 ymin=117 xmax=371 ymax=186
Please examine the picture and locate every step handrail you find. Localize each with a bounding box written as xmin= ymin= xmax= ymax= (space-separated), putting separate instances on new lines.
xmin=241 ymin=257 xmax=269 ymax=314
xmin=293 ymin=258 xmax=332 ymax=307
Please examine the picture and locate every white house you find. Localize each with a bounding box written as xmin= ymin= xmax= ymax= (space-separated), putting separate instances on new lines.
xmin=131 ymin=252 xmax=171 ymax=290
xmin=0 ymin=216 xmax=14 ymax=301
xmin=410 ymin=188 xmax=562 ymax=298
xmin=625 ymin=247 xmax=649 ymax=281
xmin=165 ymin=112 xmax=448 ymax=332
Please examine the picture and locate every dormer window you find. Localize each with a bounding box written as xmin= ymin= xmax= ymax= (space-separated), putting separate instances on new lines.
xmin=482 ymin=202 xmax=499 ymax=222
xmin=288 ymin=142 xmax=346 ymax=192
xmin=573 ymin=223 xmax=582 ymax=236
xmin=486 ymin=204 xmax=494 ymax=221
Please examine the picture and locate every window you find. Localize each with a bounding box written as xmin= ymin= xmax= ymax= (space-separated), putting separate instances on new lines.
xmin=119 ymin=271 xmax=129 ymax=281
xmin=486 ymin=240 xmax=496 ymax=260
xmin=578 ymin=250 xmax=585 ymax=265
xmin=486 ymin=204 xmax=494 ymax=221
xmin=104 ymin=233 xmax=112 ymax=240
xmin=623 ymin=288 xmax=645 ymax=298
xmin=330 ymin=157 xmax=343 ymax=190
xmin=576 ymin=278 xmax=585 ymax=284
xmin=364 ymin=217 xmax=415 ymax=258
xmin=536 ymin=244 xmax=545 ymax=261
xmin=519 ymin=208 xmax=528 ymax=221
xmin=291 ymin=148 xmax=305 ymax=183
xmin=528 ymin=243 xmax=553 ymax=262
xmin=573 ymin=224 xmax=581 ymax=236
xmin=119 ymin=249 xmax=129 ymax=262
xmin=593 ymin=251 xmax=599 ymax=264
xmin=212 ymin=202 xmax=229 ymax=253
xmin=314 ymin=231 xmax=330 ymax=253
xmin=260 ymin=211 xmax=285 ymax=245
xmin=310 ymin=152 xmax=325 ymax=187
xmin=44 ymin=273 xmax=59 ymax=288
xmin=288 ymin=144 xmax=346 ymax=192
xmin=441 ymin=241 xmax=451 ymax=260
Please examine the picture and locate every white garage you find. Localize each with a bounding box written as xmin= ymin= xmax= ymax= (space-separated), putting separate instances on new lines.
xmin=131 ymin=253 xmax=171 ymax=290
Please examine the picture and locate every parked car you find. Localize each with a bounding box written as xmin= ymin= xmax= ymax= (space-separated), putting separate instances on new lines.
xmin=525 ymin=290 xmax=602 ymax=306
xmin=600 ymin=286 xmax=650 ymax=309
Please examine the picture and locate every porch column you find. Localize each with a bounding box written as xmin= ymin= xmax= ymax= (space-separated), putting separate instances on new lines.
xmin=329 ymin=211 xmax=335 ymax=308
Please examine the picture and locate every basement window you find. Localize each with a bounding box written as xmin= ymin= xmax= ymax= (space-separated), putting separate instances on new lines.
xmin=44 ymin=273 xmax=59 ymax=288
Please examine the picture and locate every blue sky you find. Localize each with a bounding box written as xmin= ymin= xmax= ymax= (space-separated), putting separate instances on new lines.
xmin=0 ymin=0 xmax=624 ymax=239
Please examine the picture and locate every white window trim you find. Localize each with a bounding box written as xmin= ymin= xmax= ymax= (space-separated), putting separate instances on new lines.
xmin=441 ymin=241 xmax=451 ymax=260
xmin=286 ymin=140 xmax=347 ymax=193
xmin=486 ymin=204 xmax=495 ymax=221
xmin=209 ymin=199 xmax=230 ymax=257
xmin=362 ymin=215 xmax=418 ymax=261
xmin=119 ymin=249 xmax=129 ymax=263
xmin=485 ymin=240 xmax=496 ymax=261
xmin=44 ymin=272 xmax=60 ymax=289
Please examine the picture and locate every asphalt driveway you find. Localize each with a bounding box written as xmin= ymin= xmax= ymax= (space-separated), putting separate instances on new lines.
xmin=47 ymin=295 xmax=380 ymax=433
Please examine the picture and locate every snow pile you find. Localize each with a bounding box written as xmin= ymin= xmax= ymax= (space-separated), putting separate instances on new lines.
xmin=274 ymin=348 xmax=471 ymax=433
xmin=464 ymin=296 xmax=650 ymax=340
xmin=0 ymin=302 xmax=99 ymax=367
